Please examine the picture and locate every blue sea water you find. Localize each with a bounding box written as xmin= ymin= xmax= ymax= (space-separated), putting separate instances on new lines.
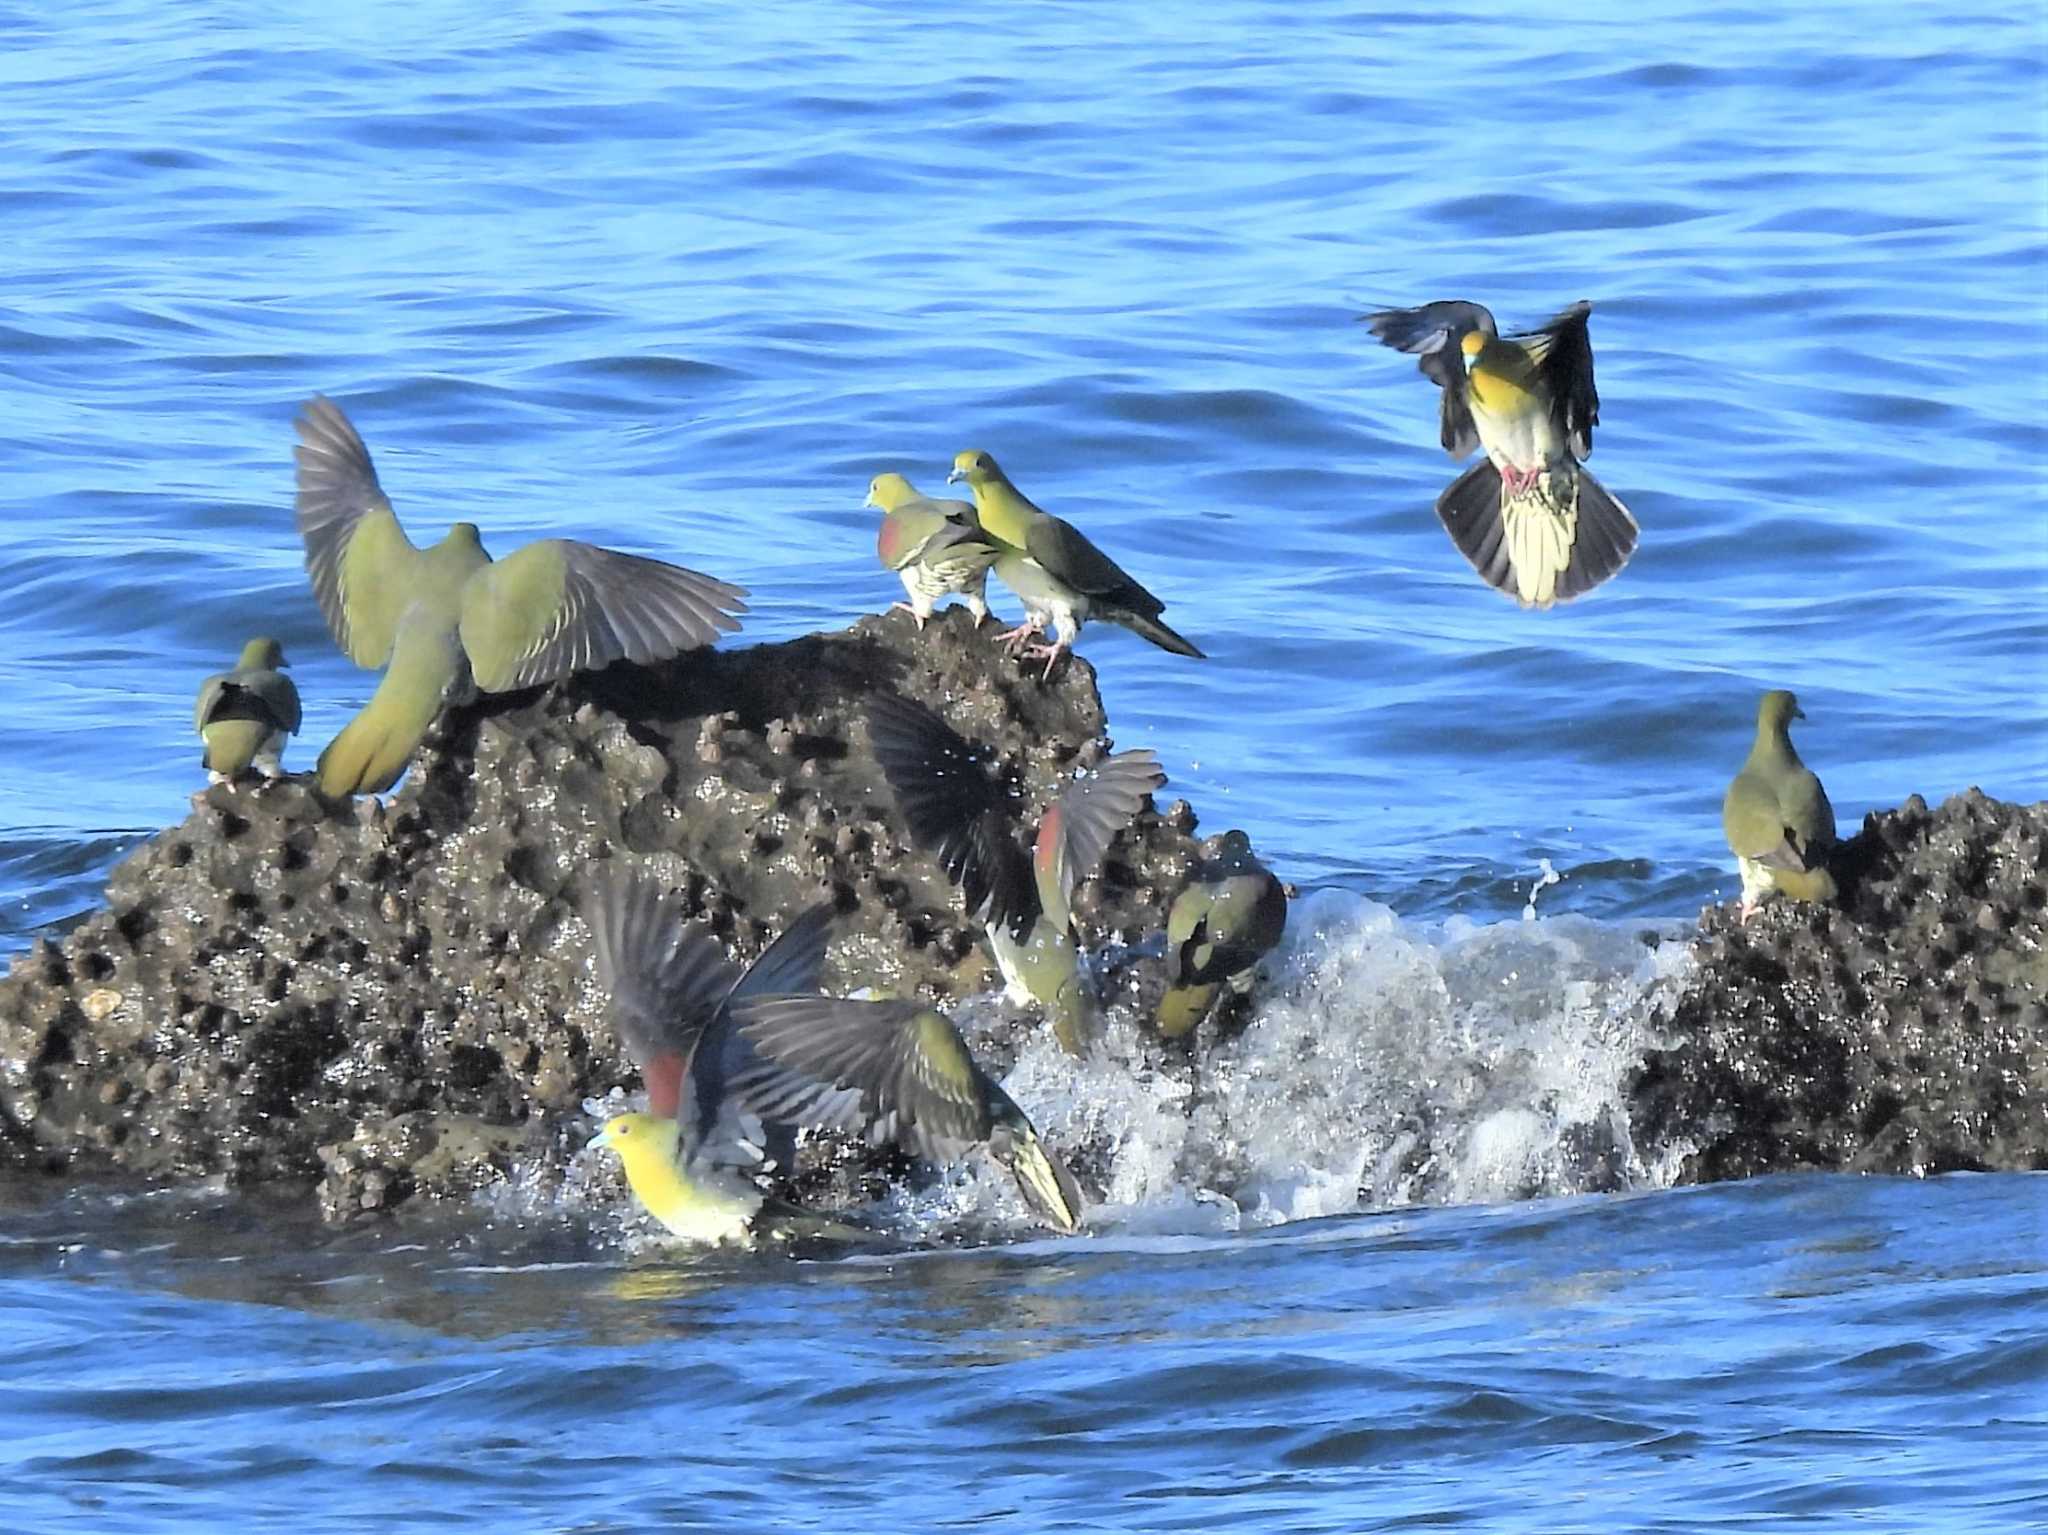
xmin=0 ymin=2 xmax=2044 ymax=1529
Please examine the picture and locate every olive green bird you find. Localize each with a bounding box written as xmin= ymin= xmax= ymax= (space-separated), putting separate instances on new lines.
xmin=868 ymin=691 xmax=1164 ymax=1056
xmin=194 ymin=637 xmax=301 ymax=783
xmin=727 ymin=992 xmax=1087 ymax=1234
xmin=1722 ymin=689 xmax=1838 ymax=920
xmin=947 ymin=450 xmax=1203 ymax=678
xmin=1156 ymin=829 xmax=1288 ymax=1040
xmin=583 ymin=869 xmax=834 ymax=1245
xmin=293 ymin=397 xmax=747 ymax=797
xmin=1364 ymin=300 xmax=1637 ymax=608
xmin=869 ymin=472 xmax=1002 ymax=629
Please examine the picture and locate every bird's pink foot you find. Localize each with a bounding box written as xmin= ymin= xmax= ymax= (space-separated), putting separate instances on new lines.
xmin=1021 ymin=640 xmax=1069 ymax=680
xmin=994 ymin=620 xmax=1042 ymax=655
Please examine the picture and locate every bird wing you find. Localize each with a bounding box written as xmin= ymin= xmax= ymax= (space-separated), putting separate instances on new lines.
xmin=583 ymin=870 xmax=740 ymax=1075
xmin=1363 ymin=301 xmax=1498 ymax=458
xmin=867 ymin=691 xmax=1037 ymax=939
xmin=1024 ymin=515 xmax=1160 ymax=613
xmin=878 ymin=499 xmax=998 ymax=571
xmin=684 ymin=903 xmax=837 ymax=1165
xmin=457 ymin=539 xmax=746 ymax=694
xmin=1033 ymin=749 xmax=1165 ymax=931
xmin=294 ymin=396 xmax=430 ymax=669
xmin=244 ymin=669 xmax=304 ymax=734
xmin=727 ymin=996 xmax=989 ymax=1163
xmin=193 ymin=673 xmax=230 ymax=734
xmin=1723 ymin=773 xmax=1814 ymax=871
xmin=1518 ymin=300 xmax=1600 ymax=460
xmin=1778 ymin=768 xmax=1838 ymax=858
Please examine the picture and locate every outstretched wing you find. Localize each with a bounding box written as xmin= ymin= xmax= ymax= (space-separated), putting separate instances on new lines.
xmin=293 ymin=396 xmax=428 ymax=669
xmin=867 ymin=691 xmax=1037 ymax=939
xmin=727 ymin=996 xmax=991 ymax=1163
xmin=1362 ymin=301 xmax=1498 ymax=459
xmin=1034 ymin=749 xmax=1165 ymax=931
xmin=1519 ymin=300 xmax=1600 ymax=461
xmin=459 ymin=539 xmax=747 ymax=694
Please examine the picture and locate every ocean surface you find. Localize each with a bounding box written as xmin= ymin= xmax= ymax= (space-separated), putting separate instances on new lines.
xmin=0 ymin=2 xmax=2043 ymax=1529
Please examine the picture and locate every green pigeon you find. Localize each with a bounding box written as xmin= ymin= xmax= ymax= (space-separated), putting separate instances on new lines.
xmin=868 ymin=472 xmax=1002 ymax=629
xmin=194 ymin=637 xmax=302 ymax=784
xmin=582 ymin=869 xmax=835 ymax=1244
xmin=867 ymin=691 xmax=1164 ymax=1055
xmin=1156 ymin=829 xmax=1288 ymax=1040
xmin=947 ymin=449 xmax=1203 ymax=678
xmin=1364 ymin=300 xmax=1637 ymax=608
xmin=728 ymin=992 xmax=1087 ymax=1233
xmin=1721 ymin=689 xmax=1838 ymax=919
xmin=294 ymin=397 xmax=747 ymax=797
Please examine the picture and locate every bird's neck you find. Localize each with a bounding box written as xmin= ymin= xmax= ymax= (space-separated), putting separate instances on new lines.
xmin=1748 ymin=723 xmax=1801 ymax=771
xmin=970 ymin=479 xmax=1035 ymax=549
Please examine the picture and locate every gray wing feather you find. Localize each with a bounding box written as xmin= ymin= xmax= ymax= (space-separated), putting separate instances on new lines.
xmin=1040 ymin=749 xmax=1165 ymax=928
xmin=582 ymin=870 xmax=739 ymax=1066
xmin=487 ymin=542 xmax=747 ymax=693
xmin=727 ymin=996 xmax=989 ymax=1162
xmin=1524 ymin=300 xmax=1600 ymax=460
xmin=292 ymin=396 xmax=409 ymax=663
xmin=868 ymin=692 xmax=1037 ymax=940
xmin=1363 ymin=300 xmax=1498 ymax=459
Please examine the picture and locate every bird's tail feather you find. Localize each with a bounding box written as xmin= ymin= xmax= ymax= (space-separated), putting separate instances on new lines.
xmin=1434 ymin=460 xmax=1637 ymax=608
xmin=317 ymin=673 xmax=444 ymax=796
xmin=1110 ymin=609 xmax=1205 ymax=659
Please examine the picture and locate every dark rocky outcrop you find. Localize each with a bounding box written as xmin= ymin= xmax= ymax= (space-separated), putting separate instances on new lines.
xmin=0 ymin=609 xmax=1208 ymax=1219
xmin=1634 ymin=789 xmax=2048 ymax=1181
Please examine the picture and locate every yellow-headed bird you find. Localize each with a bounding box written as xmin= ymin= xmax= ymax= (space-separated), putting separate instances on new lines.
xmin=294 ymin=397 xmax=746 ymax=797
xmin=947 ymin=450 xmax=1203 ymax=678
xmin=583 ymin=870 xmax=832 ymax=1244
xmin=728 ymin=993 xmax=1086 ymax=1233
xmin=869 ymin=472 xmax=1002 ymax=629
xmin=1364 ymin=300 xmax=1637 ymax=608
xmin=1156 ymin=829 xmax=1287 ymax=1039
xmin=867 ymin=691 xmax=1163 ymax=1055
xmin=1721 ymin=689 xmax=1838 ymax=920
xmin=194 ymin=637 xmax=301 ymax=783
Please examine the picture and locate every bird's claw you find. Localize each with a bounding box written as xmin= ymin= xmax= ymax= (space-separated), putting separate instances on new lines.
xmin=1020 ymin=641 xmax=1068 ymax=681
xmin=888 ymin=601 xmax=929 ymax=631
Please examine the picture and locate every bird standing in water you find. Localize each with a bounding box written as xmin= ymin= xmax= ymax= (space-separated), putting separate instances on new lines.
xmin=1364 ymin=299 xmax=1637 ymax=608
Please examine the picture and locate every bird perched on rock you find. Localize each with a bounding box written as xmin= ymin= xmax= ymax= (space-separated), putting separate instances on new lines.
xmin=1156 ymin=829 xmax=1287 ymax=1039
xmin=293 ymin=396 xmax=747 ymax=797
xmin=1364 ymin=299 xmax=1637 ymax=608
xmin=867 ymin=691 xmax=1164 ymax=1054
xmin=194 ymin=637 xmax=301 ymax=783
xmin=1722 ymin=690 xmax=1838 ymax=920
xmin=947 ymin=449 xmax=1203 ymax=678
xmin=583 ymin=870 xmax=832 ymax=1245
xmin=869 ymin=472 xmax=1002 ymax=629
xmin=727 ymin=993 xmax=1087 ymax=1233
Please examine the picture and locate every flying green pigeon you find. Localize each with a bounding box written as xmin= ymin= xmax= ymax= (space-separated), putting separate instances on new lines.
xmin=194 ymin=636 xmax=301 ymax=783
xmin=1156 ymin=829 xmax=1287 ymax=1039
xmin=947 ymin=449 xmax=1203 ymax=678
xmin=294 ymin=397 xmax=746 ymax=796
xmin=869 ymin=472 xmax=1002 ymax=629
xmin=1364 ymin=300 xmax=1636 ymax=608
xmin=1722 ymin=689 xmax=1838 ymax=919
xmin=867 ymin=690 xmax=1164 ymax=1055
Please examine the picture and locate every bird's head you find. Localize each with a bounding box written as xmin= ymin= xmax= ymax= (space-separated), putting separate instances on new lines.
xmin=590 ymin=1111 xmax=682 ymax=1169
xmin=949 ymin=449 xmax=999 ymax=487
xmin=450 ymin=521 xmax=486 ymax=551
xmin=866 ymin=472 xmax=915 ymax=512
xmin=241 ymin=636 xmax=287 ymax=669
xmin=1459 ymin=329 xmax=1489 ymax=373
xmin=1758 ymin=689 xmax=1805 ymax=728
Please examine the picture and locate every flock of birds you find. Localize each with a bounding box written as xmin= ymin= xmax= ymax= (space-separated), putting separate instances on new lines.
xmin=180 ymin=299 xmax=1840 ymax=1242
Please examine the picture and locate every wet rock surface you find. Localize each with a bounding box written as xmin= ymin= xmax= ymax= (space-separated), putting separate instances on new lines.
xmin=0 ymin=609 xmax=1207 ymax=1218
xmin=1633 ymin=789 xmax=2048 ymax=1181
xmin=3 ymin=610 xmax=2042 ymax=1224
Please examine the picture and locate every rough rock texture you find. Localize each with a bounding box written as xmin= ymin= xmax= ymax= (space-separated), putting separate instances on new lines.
xmin=1634 ymin=789 xmax=2048 ymax=1181
xmin=0 ymin=609 xmax=1210 ymax=1218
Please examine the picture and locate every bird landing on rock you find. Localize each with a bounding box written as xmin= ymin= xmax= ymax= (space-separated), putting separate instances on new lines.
xmin=1363 ymin=299 xmax=1638 ymax=607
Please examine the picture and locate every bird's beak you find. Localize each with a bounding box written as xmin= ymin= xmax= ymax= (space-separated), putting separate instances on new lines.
xmin=1795 ymin=707 xmax=1807 ymax=721
xmin=946 ymin=466 xmax=966 ymax=485
xmin=589 ymin=1126 xmax=616 ymax=1151
xmin=862 ymin=491 xmax=878 ymax=510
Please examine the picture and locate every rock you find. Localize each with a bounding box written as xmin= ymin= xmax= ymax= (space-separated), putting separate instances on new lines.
xmin=1632 ymin=789 xmax=2048 ymax=1181
xmin=0 ymin=609 xmax=1214 ymax=1214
